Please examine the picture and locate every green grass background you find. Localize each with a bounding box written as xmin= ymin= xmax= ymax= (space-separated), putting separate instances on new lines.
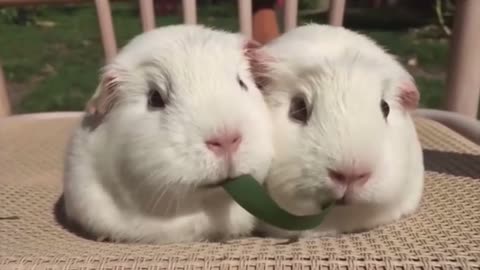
xmin=0 ymin=3 xmax=450 ymax=113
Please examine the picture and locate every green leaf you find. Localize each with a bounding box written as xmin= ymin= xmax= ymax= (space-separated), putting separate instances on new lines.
xmin=223 ymin=175 xmax=333 ymax=231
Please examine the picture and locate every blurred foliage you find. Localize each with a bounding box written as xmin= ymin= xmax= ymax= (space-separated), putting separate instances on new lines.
xmin=435 ymin=0 xmax=455 ymax=36
xmin=0 ymin=7 xmax=17 ymax=23
xmin=0 ymin=6 xmax=44 ymax=25
xmin=299 ymin=0 xmax=321 ymax=10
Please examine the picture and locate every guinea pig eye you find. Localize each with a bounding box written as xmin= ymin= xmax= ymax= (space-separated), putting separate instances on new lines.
xmin=148 ymin=89 xmax=165 ymax=109
xmin=381 ymin=99 xmax=390 ymax=119
xmin=237 ymin=75 xmax=247 ymax=91
xmin=289 ymin=95 xmax=309 ymax=124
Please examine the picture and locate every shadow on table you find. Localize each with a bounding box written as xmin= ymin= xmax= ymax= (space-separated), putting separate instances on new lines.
xmin=423 ymin=149 xmax=480 ymax=178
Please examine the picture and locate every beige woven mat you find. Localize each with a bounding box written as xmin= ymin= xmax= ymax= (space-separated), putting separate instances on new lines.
xmin=1 ymin=116 xmax=479 ymax=269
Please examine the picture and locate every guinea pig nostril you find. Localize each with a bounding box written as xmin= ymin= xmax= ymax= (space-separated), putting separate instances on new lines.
xmin=359 ymin=172 xmax=371 ymax=179
xmin=328 ymin=169 xmax=346 ymax=183
xmin=328 ymin=168 xmax=372 ymax=185
xmin=206 ymin=141 xmax=222 ymax=147
xmin=232 ymin=135 xmax=241 ymax=144
xmin=205 ymin=131 xmax=242 ymax=156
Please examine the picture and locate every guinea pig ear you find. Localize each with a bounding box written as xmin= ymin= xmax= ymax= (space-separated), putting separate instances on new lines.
xmin=85 ymin=70 xmax=120 ymax=119
xmin=243 ymin=40 xmax=276 ymax=90
xmin=398 ymin=79 xmax=420 ymax=111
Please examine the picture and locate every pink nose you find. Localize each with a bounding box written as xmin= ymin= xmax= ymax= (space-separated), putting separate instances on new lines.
xmin=205 ymin=131 xmax=242 ymax=156
xmin=328 ymin=167 xmax=371 ymax=185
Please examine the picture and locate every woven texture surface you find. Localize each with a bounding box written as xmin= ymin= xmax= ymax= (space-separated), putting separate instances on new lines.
xmin=1 ymin=116 xmax=479 ymax=269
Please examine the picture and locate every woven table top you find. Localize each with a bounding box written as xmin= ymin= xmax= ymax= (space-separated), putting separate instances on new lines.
xmin=0 ymin=115 xmax=479 ymax=270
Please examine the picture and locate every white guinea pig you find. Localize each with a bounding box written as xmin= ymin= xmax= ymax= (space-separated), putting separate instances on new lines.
xmin=258 ymin=24 xmax=424 ymax=238
xmin=63 ymin=24 xmax=274 ymax=244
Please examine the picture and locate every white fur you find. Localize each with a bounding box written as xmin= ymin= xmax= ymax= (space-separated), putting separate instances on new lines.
xmin=63 ymin=25 xmax=273 ymax=244
xmin=258 ymin=24 xmax=424 ymax=238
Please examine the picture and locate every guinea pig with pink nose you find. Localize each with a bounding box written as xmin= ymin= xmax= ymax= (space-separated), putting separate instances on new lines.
xmin=258 ymin=24 xmax=424 ymax=238
xmin=62 ymin=24 xmax=274 ymax=244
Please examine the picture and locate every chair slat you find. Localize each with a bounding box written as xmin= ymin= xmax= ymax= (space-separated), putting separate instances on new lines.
xmin=238 ymin=0 xmax=252 ymax=39
xmin=328 ymin=0 xmax=345 ymax=26
xmin=140 ymin=0 xmax=156 ymax=31
xmin=445 ymin=0 xmax=480 ymax=118
xmin=283 ymin=0 xmax=298 ymax=32
xmin=0 ymin=62 xmax=11 ymax=117
xmin=183 ymin=0 xmax=197 ymax=24
xmin=94 ymin=0 xmax=117 ymax=63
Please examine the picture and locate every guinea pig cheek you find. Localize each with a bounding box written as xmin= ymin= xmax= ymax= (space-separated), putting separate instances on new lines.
xmin=368 ymin=142 xmax=403 ymax=204
xmin=228 ymin=129 xmax=272 ymax=181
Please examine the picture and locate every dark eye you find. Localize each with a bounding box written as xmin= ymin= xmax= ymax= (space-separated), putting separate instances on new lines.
xmin=289 ymin=95 xmax=310 ymax=124
xmin=148 ymin=88 xmax=165 ymax=109
xmin=381 ymin=99 xmax=389 ymax=119
xmin=238 ymin=76 xmax=247 ymax=91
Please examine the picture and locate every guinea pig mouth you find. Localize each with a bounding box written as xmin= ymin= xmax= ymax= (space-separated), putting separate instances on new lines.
xmin=335 ymin=187 xmax=359 ymax=205
xmin=335 ymin=196 xmax=349 ymax=206
xmin=335 ymin=192 xmax=364 ymax=206
xmin=200 ymin=178 xmax=233 ymax=189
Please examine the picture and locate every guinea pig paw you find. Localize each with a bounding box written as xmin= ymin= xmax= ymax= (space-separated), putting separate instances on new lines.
xmin=208 ymin=233 xmax=231 ymax=244
xmin=94 ymin=234 xmax=124 ymax=243
xmin=95 ymin=235 xmax=109 ymax=242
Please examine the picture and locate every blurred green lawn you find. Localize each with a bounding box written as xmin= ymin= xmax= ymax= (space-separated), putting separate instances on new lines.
xmin=0 ymin=2 xmax=448 ymax=113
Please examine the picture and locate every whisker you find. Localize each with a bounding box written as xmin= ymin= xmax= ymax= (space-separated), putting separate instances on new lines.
xmin=150 ymin=184 xmax=171 ymax=214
